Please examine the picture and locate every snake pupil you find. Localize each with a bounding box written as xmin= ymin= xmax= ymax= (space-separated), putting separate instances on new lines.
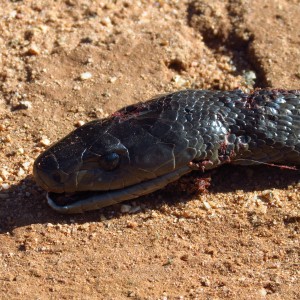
xmin=99 ymin=153 xmax=120 ymax=171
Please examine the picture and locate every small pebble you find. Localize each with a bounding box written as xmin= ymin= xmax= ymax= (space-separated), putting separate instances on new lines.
xmin=22 ymin=161 xmax=31 ymax=170
xmin=102 ymin=92 xmax=111 ymax=98
xmin=0 ymin=169 xmax=9 ymax=180
xmin=260 ymin=190 xmax=276 ymax=202
xmin=26 ymin=45 xmax=40 ymax=55
xmin=14 ymin=100 xmax=32 ymax=110
xmin=203 ymin=201 xmax=211 ymax=210
xmin=17 ymin=168 xmax=25 ymax=177
xmin=200 ymin=277 xmax=211 ymax=287
xmin=108 ymin=76 xmax=117 ymax=83
xmin=100 ymin=214 xmax=107 ymax=221
xmin=17 ymin=148 xmax=24 ymax=154
xmin=79 ymin=72 xmax=92 ymax=81
xmin=38 ymin=24 xmax=48 ymax=33
xmin=259 ymin=288 xmax=267 ymax=297
xmin=172 ymin=75 xmax=188 ymax=87
xmin=120 ymin=204 xmax=131 ymax=213
xmin=150 ymin=211 xmax=159 ymax=218
xmin=1 ymin=183 xmax=10 ymax=190
xmin=9 ymin=10 xmax=17 ymax=18
xmin=73 ymin=85 xmax=81 ymax=91
xmin=126 ymin=221 xmax=138 ymax=228
xmin=39 ymin=137 xmax=51 ymax=147
xmin=75 ymin=120 xmax=85 ymax=127
xmin=100 ymin=16 xmax=112 ymax=26
xmin=159 ymin=39 xmax=169 ymax=46
xmin=86 ymin=57 xmax=93 ymax=64
xmin=243 ymin=70 xmax=257 ymax=86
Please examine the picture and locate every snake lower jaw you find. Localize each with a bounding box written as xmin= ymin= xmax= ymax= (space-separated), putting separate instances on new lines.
xmin=46 ymin=166 xmax=193 ymax=214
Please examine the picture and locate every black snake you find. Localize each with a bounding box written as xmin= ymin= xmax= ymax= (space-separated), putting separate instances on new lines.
xmin=33 ymin=89 xmax=300 ymax=213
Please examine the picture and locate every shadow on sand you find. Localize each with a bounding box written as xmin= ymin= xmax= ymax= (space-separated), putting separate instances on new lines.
xmin=0 ymin=165 xmax=298 ymax=232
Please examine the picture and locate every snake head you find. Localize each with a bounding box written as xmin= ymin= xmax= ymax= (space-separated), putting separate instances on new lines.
xmin=33 ymin=93 xmax=203 ymax=212
xmin=33 ymin=119 xmax=132 ymax=193
xmin=33 ymin=106 xmax=196 ymax=196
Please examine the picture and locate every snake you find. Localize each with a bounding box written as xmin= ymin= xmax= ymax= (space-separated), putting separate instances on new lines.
xmin=33 ymin=89 xmax=300 ymax=213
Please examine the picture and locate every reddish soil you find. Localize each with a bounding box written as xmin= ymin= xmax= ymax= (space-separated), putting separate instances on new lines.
xmin=0 ymin=1 xmax=299 ymax=299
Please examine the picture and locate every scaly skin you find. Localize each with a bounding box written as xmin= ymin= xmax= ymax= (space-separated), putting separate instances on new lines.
xmin=33 ymin=89 xmax=300 ymax=213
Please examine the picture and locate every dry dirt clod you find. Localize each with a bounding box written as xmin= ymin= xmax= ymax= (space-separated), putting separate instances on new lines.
xmin=26 ymin=45 xmax=40 ymax=56
xmin=75 ymin=120 xmax=85 ymax=127
xmin=79 ymin=72 xmax=92 ymax=80
xmin=120 ymin=204 xmax=131 ymax=213
xmin=38 ymin=137 xmax=51 ymax=147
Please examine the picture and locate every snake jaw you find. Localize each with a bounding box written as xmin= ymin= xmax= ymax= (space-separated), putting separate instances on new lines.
xmin=33 ymin=160 xmax=65 ymax=193
xmin=46 ymin=165 xmax=193 ymax=214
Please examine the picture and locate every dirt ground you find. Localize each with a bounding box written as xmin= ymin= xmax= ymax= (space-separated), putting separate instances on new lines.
xmin=0 ymin=0 xmax=299 ymax=299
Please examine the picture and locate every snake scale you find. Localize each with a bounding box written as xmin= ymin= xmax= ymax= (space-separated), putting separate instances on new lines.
xmin=33 ymin=89 xmax=300 ymax=213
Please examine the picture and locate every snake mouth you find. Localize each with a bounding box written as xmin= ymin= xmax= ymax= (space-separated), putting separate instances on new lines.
xmin=46 ymin=166 xmax=192 ymax=214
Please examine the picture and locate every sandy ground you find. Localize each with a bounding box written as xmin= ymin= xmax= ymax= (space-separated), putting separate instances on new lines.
xmin=0 ymin=0 xmax=299 ymax=299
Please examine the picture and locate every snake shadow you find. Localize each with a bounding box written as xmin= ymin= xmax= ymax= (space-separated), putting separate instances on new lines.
xmin=0 ymin=175 xmax=116 ymax=232
xmin=0 ymin=165 xmax=298 ymax=232
xmin=153 ymin=164 xmax=299 ymax=205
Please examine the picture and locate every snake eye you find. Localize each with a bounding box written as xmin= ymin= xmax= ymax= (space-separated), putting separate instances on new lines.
xmin=99 ymin=153 xmax=120 ymax=171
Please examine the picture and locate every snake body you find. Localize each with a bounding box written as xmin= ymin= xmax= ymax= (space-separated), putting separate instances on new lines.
xmin=33 ymin=89 xmax=300 ymax=213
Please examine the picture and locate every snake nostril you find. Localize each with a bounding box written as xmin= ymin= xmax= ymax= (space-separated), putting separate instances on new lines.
xmin=36 ymin=153 xmax=59 ymax=171
xmin=51 ymin=170 xmax=70 ymax=184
